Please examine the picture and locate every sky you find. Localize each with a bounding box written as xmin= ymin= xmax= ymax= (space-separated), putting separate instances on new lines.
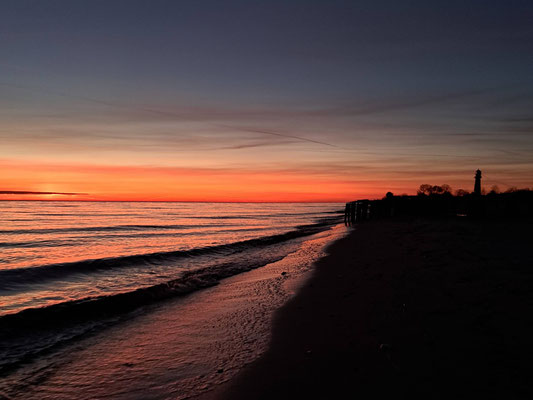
xmin=1 ymin=0 xmax=532 ymax=202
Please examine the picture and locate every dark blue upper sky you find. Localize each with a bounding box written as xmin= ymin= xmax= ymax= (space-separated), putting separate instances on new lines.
xmin=1 ymin=0 xmax=533 ymax=198
xmin=3 ymin=0 xmax=532 ymax=99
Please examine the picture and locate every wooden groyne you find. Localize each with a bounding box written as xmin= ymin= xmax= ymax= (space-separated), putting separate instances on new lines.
xmin=344 ymin=200 xmax=370 ymax=224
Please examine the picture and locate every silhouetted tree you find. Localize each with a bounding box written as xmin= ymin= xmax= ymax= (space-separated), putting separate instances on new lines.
xmin=417 ymin=184 xmax=433 ymax=196
xmin=441 ymin=184 xmax=452 ymax=194
xmin=455 ymin=189 xmax=470 ymax=197
xmin=418 ymin=184 xmax=453 ymax=196
xmin=489 ymin=185 xmax=500 ymax=195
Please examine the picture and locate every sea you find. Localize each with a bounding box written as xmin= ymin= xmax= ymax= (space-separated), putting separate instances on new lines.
xmin=0 ymin=201 xmax=346 ymax=399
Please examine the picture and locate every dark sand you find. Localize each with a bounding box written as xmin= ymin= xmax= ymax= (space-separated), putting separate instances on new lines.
xmin=200 ymin=217 xmax=533 ymax=399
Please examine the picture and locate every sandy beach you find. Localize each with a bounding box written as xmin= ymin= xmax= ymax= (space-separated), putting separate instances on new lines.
xmin=201 ymin=216 xmax=533 ymax=399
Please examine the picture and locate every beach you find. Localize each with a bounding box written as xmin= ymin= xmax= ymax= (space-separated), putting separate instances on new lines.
xmin=202 ymin=217 xmax=533 ymax=399
xmin=2 ymin=203 xmax=532 ymax=399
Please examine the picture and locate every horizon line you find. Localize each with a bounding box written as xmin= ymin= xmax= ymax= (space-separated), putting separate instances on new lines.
xmin=0 ymin=199 xmax=349 ymax=204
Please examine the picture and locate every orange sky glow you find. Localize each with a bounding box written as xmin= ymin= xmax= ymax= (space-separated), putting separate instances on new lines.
xmin=1 ymin=0 xmax=532 ymax=203
xmin=0 ymin=160 xmax=387 ymax=202
xmin=2 ymin=156 xmax=527 ymax=202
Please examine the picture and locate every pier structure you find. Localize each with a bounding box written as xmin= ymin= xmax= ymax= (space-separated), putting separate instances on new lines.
xmin=344 ymin=200 xmax=370 ymax=224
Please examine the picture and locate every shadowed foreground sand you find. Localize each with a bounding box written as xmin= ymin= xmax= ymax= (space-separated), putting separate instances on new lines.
xmin=201 ymin=217 xmax=532 ymax=399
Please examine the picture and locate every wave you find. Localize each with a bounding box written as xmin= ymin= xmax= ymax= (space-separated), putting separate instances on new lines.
xmin=186 ymin=211 xmax=333 ymax=219
xmin=0 ymin=215 xmax=342 ymax=376
xmin=0 ymin=224 xmax=210 ymax=235
xmin=0 ymin=213 xmax=332 ymax=234
xmin=0 ymin=219 xmax=340 ymax=348
xmin=0 ymin=247 xmax=296 ymax=375
xmin=0 ymin=239 xmax=73 ymax=248
xmin=4 ymin=210 xmax=336 ymax=222
xmin=0 ymin=218 xmax=339 ymax=290
xmin=0 ymin=227 xmax=274 ymax=248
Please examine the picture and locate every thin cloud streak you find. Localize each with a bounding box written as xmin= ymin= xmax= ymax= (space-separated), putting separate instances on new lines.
xmin=0 ymin=190 xmax=85 ymax=195
xmin=216 ymin=125 xmax=338 ymax=147
xmin=0 ymin=81 xmax=338 ymax=148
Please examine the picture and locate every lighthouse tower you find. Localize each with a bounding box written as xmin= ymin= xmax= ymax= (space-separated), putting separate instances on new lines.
xmin=474 ymin=169 xmax=482 ymax=196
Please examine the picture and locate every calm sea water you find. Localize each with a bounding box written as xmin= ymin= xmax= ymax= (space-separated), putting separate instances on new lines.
xmin=0 ymin=201 xmax=344 ymax=399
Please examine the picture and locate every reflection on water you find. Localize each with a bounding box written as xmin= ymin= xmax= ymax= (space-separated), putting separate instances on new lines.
xmin=0 ymin=202 xmax=338 ymax=270
xmin=0 ymin=202 xmax=341 ymax=315
xmin=0 ymin=222 xmax=346 ymax=399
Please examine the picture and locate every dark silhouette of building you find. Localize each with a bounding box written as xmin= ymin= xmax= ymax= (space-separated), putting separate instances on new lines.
xmin=474 ymin=169 xmax=482 ymax=196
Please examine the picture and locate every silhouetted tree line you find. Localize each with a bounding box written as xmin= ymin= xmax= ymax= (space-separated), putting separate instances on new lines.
xmin=413 ymin=184 xmax=531 ymax=198
xmin=346 ymin=184 xmax=533 ymax=223
xmin=417 ymin=184 xmax=453 ymax=196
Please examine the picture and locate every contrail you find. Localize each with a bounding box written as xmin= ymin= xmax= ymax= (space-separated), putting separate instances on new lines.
xmin=216 ymin=124 xmax=338 ymax=147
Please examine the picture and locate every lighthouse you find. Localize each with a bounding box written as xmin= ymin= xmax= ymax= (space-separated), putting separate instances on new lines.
xmin=474 ymin=169 xmax=482 ymax=196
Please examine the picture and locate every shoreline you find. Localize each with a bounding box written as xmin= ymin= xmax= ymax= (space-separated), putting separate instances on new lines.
xmin=199 ymin=217 xmax=533 ymax=399
xmin=0 ymin=220 xmax=346 ymax=399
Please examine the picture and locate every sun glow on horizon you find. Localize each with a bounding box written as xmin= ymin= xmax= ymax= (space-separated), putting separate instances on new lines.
xmin=3 ymin=158 xmax=527 ymax=203
xmin=0 ymin=159 xmax=407 ymax=202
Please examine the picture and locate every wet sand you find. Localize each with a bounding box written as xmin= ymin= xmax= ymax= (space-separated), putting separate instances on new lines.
xmin=201 ymin=217 xmax=533 ymax=399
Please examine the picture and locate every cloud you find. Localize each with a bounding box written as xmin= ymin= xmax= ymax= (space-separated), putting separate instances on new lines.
xmin=0 ymin=190 xmax=85 ymax=195
xmin=298 ymin=89 xmax=496 ymax=118
xmin=0 ymin=80 xmax=501 ymax=148
xmin=0 ymin=81 xmax=337 ymax=148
